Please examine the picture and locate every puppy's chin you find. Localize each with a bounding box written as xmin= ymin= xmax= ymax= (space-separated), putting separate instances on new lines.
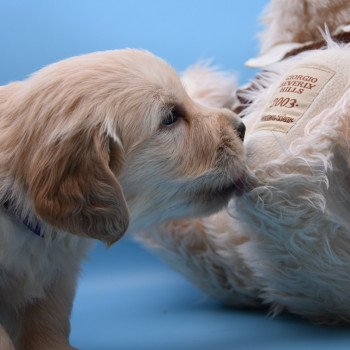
xmin=187 ymin=174 xmax=247 ymax=217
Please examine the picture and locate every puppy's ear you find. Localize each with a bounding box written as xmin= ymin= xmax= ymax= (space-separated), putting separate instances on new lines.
xmin=28 ymin=130 xmax=129 ymax=244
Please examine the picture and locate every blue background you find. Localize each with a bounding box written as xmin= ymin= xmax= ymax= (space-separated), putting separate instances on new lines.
xmin=1 ymin=1 xmax=350 ymax=349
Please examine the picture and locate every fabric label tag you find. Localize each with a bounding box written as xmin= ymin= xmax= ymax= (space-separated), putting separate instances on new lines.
xmin=253 ymin=64 xmax=335 ymax=133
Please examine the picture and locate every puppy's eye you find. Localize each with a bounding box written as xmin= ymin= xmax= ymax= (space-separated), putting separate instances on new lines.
xmin=162 ymin=113 xmax=178 ymax=126
xmin=161 ymin=106 xmax=183 ymax=127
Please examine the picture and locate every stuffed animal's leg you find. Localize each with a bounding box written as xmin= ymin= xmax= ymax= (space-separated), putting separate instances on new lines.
xmin=138 ymin=210 xmax=262 ymax=308
xmin=19 ymin=269 xmax=78 ymax=350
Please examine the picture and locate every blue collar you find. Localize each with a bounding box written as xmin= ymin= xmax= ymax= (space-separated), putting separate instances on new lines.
xmin=3 ymin=201 xmax=43 ymax=237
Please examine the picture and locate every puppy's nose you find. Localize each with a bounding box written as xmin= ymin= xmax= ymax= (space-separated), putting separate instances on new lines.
xmin=236 ymin=121 xmax=246 ymax=141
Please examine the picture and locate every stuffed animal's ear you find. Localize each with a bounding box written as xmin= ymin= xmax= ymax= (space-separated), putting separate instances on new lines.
xmin=28 ymin=130 xmax=129 ymax=244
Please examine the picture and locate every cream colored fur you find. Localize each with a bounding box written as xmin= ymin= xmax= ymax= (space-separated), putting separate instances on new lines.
xmin=138 ymin=1 xmax=350 ymax=325
xmin=181 ymin=63 xmax=239 ymax=110
xmin=259 ymin=0 xmax=350 ymax=53
xmin=0 ymin=49 xmax=245 ymax=349
xmin=247 ymin=0 xmax=350 ymax=68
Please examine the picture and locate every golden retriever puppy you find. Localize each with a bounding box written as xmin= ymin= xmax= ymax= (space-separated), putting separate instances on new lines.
xmin=0 ymin=49 xmax=246 ymax=349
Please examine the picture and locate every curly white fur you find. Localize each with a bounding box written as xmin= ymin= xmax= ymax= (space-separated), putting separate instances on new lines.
xmin=233 ymin=47 xmax=350 ymax=321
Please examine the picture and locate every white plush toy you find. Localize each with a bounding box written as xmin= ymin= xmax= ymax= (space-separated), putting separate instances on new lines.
xmin=138 ymin=0 xmax=350 ymax=324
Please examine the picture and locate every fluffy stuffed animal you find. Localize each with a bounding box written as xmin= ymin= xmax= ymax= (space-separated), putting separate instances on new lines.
xmin=138 ymin=0 xmax=350 ymax=324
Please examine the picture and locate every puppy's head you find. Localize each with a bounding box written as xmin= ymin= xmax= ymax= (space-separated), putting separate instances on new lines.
xmin=106 ymin=51 xmax=246 ymax=231
xmin=4 ymin=50 xmax=245 ymax=243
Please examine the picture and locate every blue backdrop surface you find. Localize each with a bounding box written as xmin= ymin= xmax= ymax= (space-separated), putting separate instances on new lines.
xmin=1 ymin=1 xmax=350 ymax=349
xmin=0 ymin=0 xmax=263 ymax=85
